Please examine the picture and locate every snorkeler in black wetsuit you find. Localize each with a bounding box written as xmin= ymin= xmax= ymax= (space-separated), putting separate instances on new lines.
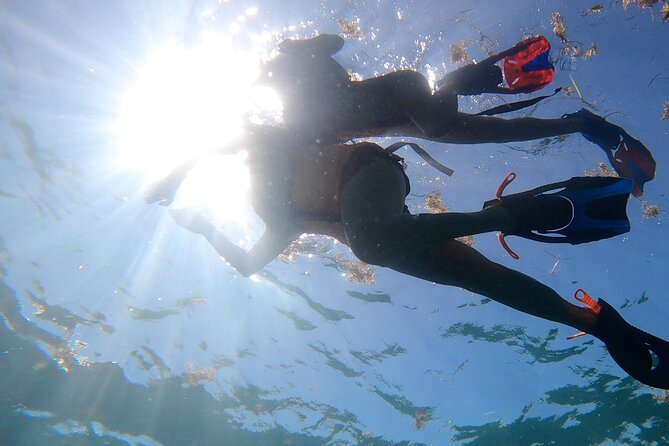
xmin=147 ymin=125 xmax=669 ymax=390
xmin=143 ymin=33 xmax=666 ymax=389
xmin=260 ymin=34 xmax=655 ymax=196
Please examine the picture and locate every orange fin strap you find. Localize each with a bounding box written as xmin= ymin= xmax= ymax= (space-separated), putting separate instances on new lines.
xmin=496 ymin=172 xmax=519 ymax=259
xmin=567 ymin=289 xmax=602 ymax=340
xmin=496 ymin=172 xmax=517 ymax=199
xmin=574 ymin=288 xmax=602 ymax=314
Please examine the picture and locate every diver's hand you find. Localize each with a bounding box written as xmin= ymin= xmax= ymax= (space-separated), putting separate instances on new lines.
xmin=144 ymin=173 xmax=184 ymax=206
xmin=169 ymin=208 xmax=212 ymax=235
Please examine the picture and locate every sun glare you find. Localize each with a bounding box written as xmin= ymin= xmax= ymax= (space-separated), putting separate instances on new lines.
xmin=175 ymin=151 xmax=257 ymax=231
xmin=115 ymin=33 xmax=276 ymax=182
xmin=115 ymin=32 xmax=282 ymax=230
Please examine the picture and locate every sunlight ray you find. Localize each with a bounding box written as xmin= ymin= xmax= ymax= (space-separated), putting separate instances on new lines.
xmin=114 ymin=32 xmax=271 ymax=182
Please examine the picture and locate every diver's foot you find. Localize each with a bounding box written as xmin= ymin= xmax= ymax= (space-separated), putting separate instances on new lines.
xmin=484 ymin=187 xmax=573 ymax=259
xmin=482 ymin=173 xmax=632 ymax=258
xmin=565 ymin=108 xmax=656 ymax=197
xmin=436 ymin=62 xmax=503 ymax=96
xmin=504 ymin=194 xmax=572 ymax=233
xmin=484 ymin=182 xmax=573 ymax=234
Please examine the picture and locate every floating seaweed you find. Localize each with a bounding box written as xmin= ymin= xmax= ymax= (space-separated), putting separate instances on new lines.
xmin=623 ymin=0 xmax=661 ymax=8
xmin=582 ymin=4 xmax=605 ymax=15
xmin=560 ymin=44 xmax=578 ymax=58
xmin=337 ymin=18 xmax=364 ymax=39
xmin=449 ymin=13 xmax=499 ymax=57
xmin=457 ymin=235 xmax=476 ymax=248
xmin=581 ymin=43 xmax=598 ymax=59
xmin=642 ymin=202 xmax=660 ymax=219
xmin=561 ymin=42 xmax=598 ymax=62
xmin=423 ymin=192 xmax=475 ymax=247
xmin=584 ymin=162 xmax=619 ymax=178
xmin=334 ymin=253 xmax=376 ymax=285
xmin=185 ymin=363 xmax=218 ymax=386
xmin=278 ymin=236 xmax=332 ymax=262
xmin=413 ymin=410 xmax=432 ymax=430
xmin=550 ymin=12 xmax=598 ymax=68
xmin=551 ymin=12 xmax=569 ymax=43
xmin=621 ymin=0 xmax=668 ymax=20
xmin=640 ymin=0 xmax=661 ymax=6
xmin=449 ymin=40 xmax=471 ymax=64
xmin=654 ymin=390 xmax=669 ymax=404
xmin=424 ymin=191 xmax=448 ymax=214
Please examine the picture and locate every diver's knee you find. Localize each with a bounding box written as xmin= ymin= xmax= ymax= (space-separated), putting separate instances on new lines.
xmin=390 ymin=70 xmax=430 ymax=94
xmin=419 ymin=110 xmax=457 ymax=138
xmin=413 ymin=97 xmax=458 ymax=137
xmin=348 ymin=243 xmax=391 ymax=267
xmin=346 ymin=232 xmax=395 ymax=267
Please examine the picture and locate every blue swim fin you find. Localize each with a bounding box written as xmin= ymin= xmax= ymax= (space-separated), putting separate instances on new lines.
xmin=484 ymin=173 xmax=632 ymax=258
xmin=565 ymin=108 xmax=656 ymax=197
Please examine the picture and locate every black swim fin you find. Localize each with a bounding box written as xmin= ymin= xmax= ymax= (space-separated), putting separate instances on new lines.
xmin=483 ymin=173 xmax=632 ymax=259
xmin=570 ymin=289 xmax=669 ymax=390
xmin=436 ymin=36 xmax=554 ymax=96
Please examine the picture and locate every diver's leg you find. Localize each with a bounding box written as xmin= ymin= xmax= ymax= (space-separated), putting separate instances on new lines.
xmin=371 ymin=105 xmax=586 ymax=144
xmin=339 ymin=160 xmax=514 ymax=254
xmin=430 ymin=112 xmax=654 ymax=197
xmin=387 ymin=71 xmax=459 ymax=138
xmin=355 ymin=71 xmax=458 ymax=138
xmin=340 ymin=161 xmax=596 ymax=332
xmin=398 ymin=239 xmax=597 ymax=332
xmin=376 ymin=110 xmax=654 ymax=196
xmin=434 ymin=62 xmax=503 ymax=96
xmin=338 ymin=159 xmax=574 ymax=256
xmin=431 ymin=113 xmax=585 ymax=144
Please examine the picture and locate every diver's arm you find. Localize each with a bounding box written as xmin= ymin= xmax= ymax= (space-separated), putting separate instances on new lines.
xmin=170 ymin=209 xmax=296 ymax=277
xmin=144 ymin=138 xmax=244 ymax=206
xmin=214 ymin=134 xmax=245 ymax=156
xmin=144 ymin=158 xmax=197 ymax=206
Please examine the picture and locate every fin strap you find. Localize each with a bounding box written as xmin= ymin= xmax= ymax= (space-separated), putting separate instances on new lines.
xmin=498 ymin=233 xmax=520 ymax=260
xmin=567 ymin=289 xmax=602 ymax=340
xmin=496 ymin=172 xmax=517 ymax=199
xmin=385 ymin=142 xmax=455 ymax=176
xmin=477 ymin=88 xmax=561 ymax=116
xmin=489 ymin=172 xmax=522 ymax=259
xmin=574 ymin=288 xmax=602 ymax=314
